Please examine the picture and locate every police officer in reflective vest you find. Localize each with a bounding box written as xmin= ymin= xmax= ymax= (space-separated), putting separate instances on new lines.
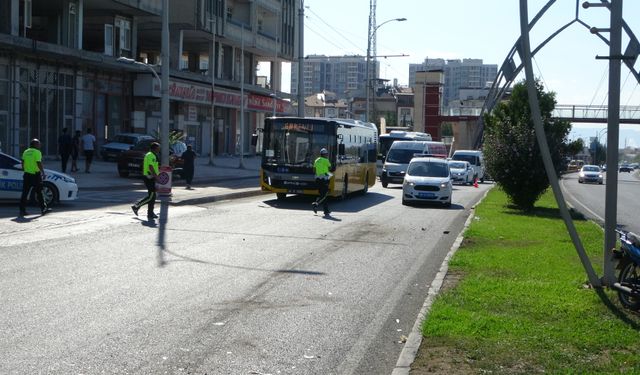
xmin=19 ymin=138 xmax=50 ymax=216
xmin=312 ymin=148 xmax=331 ymax=216
xmin=131 ymin=142 xmax=160 ymax=220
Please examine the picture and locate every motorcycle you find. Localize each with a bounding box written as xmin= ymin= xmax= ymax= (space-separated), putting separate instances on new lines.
xmin=613 ymin=229 xmax=640 ymax=310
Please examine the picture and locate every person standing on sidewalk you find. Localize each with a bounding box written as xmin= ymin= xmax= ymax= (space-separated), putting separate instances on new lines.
xmin=19 ymin=139 xmax=50 ymax=216
xmin=57 ymin=128 xmax=72 ymax=173
xmin=312 ymin=148 xmax=332 ymax=216
xmin=131 ymin=142 xmax=160 ymax=220
xmin=181 ymin=144 xmax=196 ymax=189
xmin=81 ymin=128 xmax=96 ymax=173
xmin=71 ymin=130 xmax=81 ymax=172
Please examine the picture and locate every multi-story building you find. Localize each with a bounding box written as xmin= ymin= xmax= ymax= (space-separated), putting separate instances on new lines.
xmin=409 ymin=58 xmax=497 ymax=108
xmin=0 ymin=0 xmax=297 ymax=158
xmin=290 ymin=55 xmax=373 ymax=100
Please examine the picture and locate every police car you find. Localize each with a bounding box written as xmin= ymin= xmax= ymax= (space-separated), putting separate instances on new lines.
xmin=0 ymin=151 xmax=78 ymax=206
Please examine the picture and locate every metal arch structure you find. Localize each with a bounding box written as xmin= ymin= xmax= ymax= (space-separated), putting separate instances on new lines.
xmin=476 ymin=0 xmax=640 ymax=149
xmin=516 ymin=0 xmax=637 ymax=289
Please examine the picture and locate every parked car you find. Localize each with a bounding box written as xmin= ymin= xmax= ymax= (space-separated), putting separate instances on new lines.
xmin=578 ymin=165 xmax=603 ymax=184
xmin=0 ymin=151 xmax=78 ymax=206
xmin=448 ymin=160 xmax=474 ymax=185
xmin=619 ymin=164 xmax=634 ymax=173
xmin=116 ymin=139 xmax=186 ymax=178
xmin=402 ymin=157 xmax=452 ymax=207
xmin=100 ymin=133 xmax=155 ymax=161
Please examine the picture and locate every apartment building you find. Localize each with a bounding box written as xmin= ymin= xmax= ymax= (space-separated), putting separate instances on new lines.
xmin=290 ymin=55 xmax=373 ymax=100
xmin=409 ymin=58 xmax=497 ymax=108
xmin=0 ymin=0 xmax=297 ymax=157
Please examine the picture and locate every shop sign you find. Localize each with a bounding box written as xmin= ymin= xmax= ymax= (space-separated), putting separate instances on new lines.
xmin=188 ymin=105 xmax=198 ymax=121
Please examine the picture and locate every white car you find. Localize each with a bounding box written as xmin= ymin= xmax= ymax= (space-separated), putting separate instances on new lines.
xmin=402 ymin=157 xmax=452 ymax=207
xmin=0 ymin=151 xmax=78 ymax=206
xmin=448 ymin=160 xmax=474 ymax=185
xmin=578 ymin=165 xmax=603 ymax=184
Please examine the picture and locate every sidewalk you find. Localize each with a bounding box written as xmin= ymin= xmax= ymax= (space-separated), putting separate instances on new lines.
xmin=62 ymin=155 xmax=267 ymax=205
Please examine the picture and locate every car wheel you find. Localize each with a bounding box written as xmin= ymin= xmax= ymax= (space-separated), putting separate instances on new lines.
xmin=118 ymin=168 xmax=130 ymax=178
xmin=42 ymin=182 xmax=59 ymax=206
xmin=381 ymin=177 xmax=388 ymax=188
xmin=444 ymin=197 xmax=452 ymax=207
xmin=276 ymin=193 xmax=287 ymax=200
xmin=402 ymin=198 xmax=409 ymax=206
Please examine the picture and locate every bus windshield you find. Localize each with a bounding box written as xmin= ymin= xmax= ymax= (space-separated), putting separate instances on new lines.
xmin=263 ymin=121 xmax=334 ymax=166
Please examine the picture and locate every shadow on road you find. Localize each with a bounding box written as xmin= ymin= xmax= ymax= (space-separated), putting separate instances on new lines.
xmin=262 ymin=192 xmax=393 ymax=213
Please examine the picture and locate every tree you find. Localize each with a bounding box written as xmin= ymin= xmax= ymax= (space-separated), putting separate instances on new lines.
xmin=483 ymin=80 xmax=571 ymax=211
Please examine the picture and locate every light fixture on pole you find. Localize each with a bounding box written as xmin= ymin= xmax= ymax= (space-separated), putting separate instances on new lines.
xmin=365 ymin=17 xmax=406 ymax=123
xmin=116 ymin=57 xmax=161 ymax=84
xmin=208 ymin=17 xmax=217 ymax=166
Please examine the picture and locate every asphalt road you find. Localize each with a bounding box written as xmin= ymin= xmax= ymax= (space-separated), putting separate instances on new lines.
xmin=561 ymin=170 xmax=640 ymax=234
xmin=1 ymin=181 xmax=491 ymax=374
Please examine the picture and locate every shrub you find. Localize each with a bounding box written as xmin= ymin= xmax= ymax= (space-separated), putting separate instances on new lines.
xmin=483 ymin=80 xmax=571 ymax=211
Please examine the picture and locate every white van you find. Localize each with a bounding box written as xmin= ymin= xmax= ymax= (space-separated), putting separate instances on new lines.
xmin=451 ymin=150 xmax=485 ymax=183
xmin=381 ymin=140 xmax=447 ymax=187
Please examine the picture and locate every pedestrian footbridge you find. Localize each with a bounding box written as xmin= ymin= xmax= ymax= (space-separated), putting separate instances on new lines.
xmin=553 ymin=105 xmax=640 ymax=124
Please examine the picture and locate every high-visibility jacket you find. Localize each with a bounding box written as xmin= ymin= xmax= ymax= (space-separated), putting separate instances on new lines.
xmin=22 ymin=147 xmax=42 ymax=174
xmin=314 ymin=156 xmax=331 ymax=179
xmin=143 ymin=151 xmax=159 ymax=177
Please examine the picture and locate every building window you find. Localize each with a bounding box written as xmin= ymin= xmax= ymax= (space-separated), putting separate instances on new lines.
xmin=68 ymin=3 xmax=77 ymax=48
xmin=115 ymin=18 xmax=132 ymax=52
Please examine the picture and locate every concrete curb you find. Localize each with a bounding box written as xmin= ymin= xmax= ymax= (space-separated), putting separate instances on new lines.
xmin=391 ymin=188 xmax=492 ymax=375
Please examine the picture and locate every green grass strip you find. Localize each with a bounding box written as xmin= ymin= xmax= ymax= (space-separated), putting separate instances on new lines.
xmin=415 ymin=188 xmax=640 ymax=374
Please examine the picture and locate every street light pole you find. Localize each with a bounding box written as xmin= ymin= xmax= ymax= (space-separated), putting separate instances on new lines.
xmin=209 ymin=17 xmax=217 ymax=166
xmin=365 ymin=17 xmax=406 ymax=123
xmin=239 ymin=27 xmax=246 ymax=169
xmin=160 ymin=0 xmax=170 ymax=167
xmin=595 ymin=128 xmax=607 ymax=165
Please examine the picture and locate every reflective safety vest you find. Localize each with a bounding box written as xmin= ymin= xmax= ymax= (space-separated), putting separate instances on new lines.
xmin=143 ymin=151 xmax=159 ymax=177
xmin=22 ymin=147 xmax=42 ymax=174
xmin=314 ymin=156 xmax=331 ymax=179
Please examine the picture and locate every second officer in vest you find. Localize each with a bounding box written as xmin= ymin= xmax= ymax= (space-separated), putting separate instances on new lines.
xmin=131 ymin=142 xmax=160 ymax=219
xmin=312 ymin=148 xmax=332 ymax=216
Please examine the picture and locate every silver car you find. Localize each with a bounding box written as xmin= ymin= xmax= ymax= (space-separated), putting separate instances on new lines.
xmin=448 ymin=160 xmax=474 ymax=185
xmin=578 ymin=165 xmax=603 ymax=184
xmin=402 ymin=157 xmax=452 ymax=207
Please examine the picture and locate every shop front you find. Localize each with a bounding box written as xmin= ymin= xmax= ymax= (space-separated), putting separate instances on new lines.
xmin=132 ymin=75 xmax=292 ymax=157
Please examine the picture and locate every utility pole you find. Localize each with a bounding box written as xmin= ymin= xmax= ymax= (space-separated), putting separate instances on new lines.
xmin=603 ymin=0 xmax=623 ymax=285
xmin=297 ymin=0 xmax=304 ymax=117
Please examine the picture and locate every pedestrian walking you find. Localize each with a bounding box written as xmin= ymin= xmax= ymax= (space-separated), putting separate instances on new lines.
xmin=19 ymin=139 xmax=50 ymax=216
xmin=131 ymin=142 xmax=160 ymax=220
xmin=181 ymin=144 xmax=196 ymax=189
xmin=312 ymin=148 xmax=332 ymax=216
xmin=81 ymin=128 xmax=96 ymax=173
xmin=71 ymin=130 xmax=81 ymax=172
xmin=57 ymin=127 xmax=73 ymax=173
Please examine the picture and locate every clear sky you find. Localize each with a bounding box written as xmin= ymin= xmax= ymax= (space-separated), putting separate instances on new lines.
xmin=270 ymin=0 xmax=640 ymax=148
